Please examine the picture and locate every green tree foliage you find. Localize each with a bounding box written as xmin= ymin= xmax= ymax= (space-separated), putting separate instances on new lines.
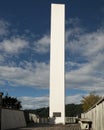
xmin=35 ymin=107 xmax=49 ymax=117
xmin=65 ymin=104 xmax=83 ymax=117
xmin=2 ymin=93 xmax=22 ymax=110
xmin=81 ymin=93 xmax=101 ymax=112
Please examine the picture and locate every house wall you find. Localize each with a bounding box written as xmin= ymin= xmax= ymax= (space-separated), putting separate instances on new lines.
xmin=1 ymin=108 xmax=26 ymax=130
xmin=81 ymin=100 xmax=104 ymax=130
xmin=29 ymin=113 xmax=39 ymax=123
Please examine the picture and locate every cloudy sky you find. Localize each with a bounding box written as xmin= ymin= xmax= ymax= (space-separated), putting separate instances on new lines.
xmin=0 ymin=0 xmax=104 ymax=109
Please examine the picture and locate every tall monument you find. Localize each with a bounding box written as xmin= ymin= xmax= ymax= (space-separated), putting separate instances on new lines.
xmin=50 ymin=3 xmax=65 ymax=124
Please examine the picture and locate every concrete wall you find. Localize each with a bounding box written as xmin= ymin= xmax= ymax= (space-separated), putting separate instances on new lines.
xmin=1 ymin=108 xmax=26 ymax=130
xmin=81 ymin=98 xmax=104 ymax=130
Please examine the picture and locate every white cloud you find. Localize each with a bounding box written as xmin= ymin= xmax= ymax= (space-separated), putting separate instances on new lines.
xmin=0 ymin=18 xmax=104 ymax=97
xmin=66 ymin=28 xmax=104 ymax=59
xmin=0 ymin=55 xmax=4 ymax=62
xmin=19 ymin=94 xmax=83 ymax=109
xmin=0 ymin=37 xmax=29 ymax=54
xmin=66 ymin=64 xmax=104 ymax=92
xmin=66 ymin=94 xmax=84 ymax=104
xmin=0 ymin=20 xmax=9 ymax=36
xmin=1 ymin=23 xmax=104 ymax=106
xmin=34 ymin=35 xmax=50 ymax=54
xmin=66 ymin=18 xmax=80 ymax=26
xmin=0 ymin=62 xmax=49 ymax=88
xmin=65 ymin=24 xmax=104 ymax=93
xmin=18 ymin=96 xmax=49 ymax=109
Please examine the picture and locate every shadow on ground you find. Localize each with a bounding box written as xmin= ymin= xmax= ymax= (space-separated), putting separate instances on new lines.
xmin=8 ymin=123 xmax=81 ymax=130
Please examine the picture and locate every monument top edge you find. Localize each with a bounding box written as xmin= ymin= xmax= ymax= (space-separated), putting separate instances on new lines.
xmin=51 ymin=3 xmax=65 ymax=6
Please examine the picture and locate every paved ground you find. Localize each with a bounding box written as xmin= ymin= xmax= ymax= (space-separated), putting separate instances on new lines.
xmin=11 ymin=124 xmax=81 ymax=130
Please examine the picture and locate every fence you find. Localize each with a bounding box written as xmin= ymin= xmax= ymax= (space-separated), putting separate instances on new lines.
xmin=25 ymin=116 xmax=78 ymax=124
xmin=81 ymin=97 xmax=104 ymax=130
xmin=65 ymin=117 xmax=78 ymax=124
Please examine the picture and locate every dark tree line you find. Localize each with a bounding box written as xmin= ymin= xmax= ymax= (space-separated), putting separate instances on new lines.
xmin=25 ymin=107 xmax=49 ymax=118
xmin=25 ymin=104 xmax=83 ymax=118
xmin=65 ymin=104 xmax=83 ymax=117
xmin=2 ymin=93 xmax=22 ymax=110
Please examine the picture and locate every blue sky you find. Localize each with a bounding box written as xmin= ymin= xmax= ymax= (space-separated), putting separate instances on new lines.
xmin=0 ymin=0 xmax=104 ymax=109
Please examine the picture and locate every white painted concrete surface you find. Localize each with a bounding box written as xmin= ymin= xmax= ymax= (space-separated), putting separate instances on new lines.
xmin=50 ymin=3 xmax=65 ymax=124
xmin=1 ymin=108 xmax=26 ymax=130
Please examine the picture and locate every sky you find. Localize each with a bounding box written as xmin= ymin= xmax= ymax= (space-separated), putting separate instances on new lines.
xmin=0 ymin=0 xmax=104 ymax=109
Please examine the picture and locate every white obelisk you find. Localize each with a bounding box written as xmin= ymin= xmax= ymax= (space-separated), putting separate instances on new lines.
xmin=50 ymin=3 xmax=65 ymax=124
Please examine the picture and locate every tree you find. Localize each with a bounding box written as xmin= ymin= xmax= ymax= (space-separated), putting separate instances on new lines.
xmin=81 ymin=93 xmax=102 ymax=112
xmin=65 ymin=103 xmax=83 ymax=117
xmin=2 ymin=93 xmax=22 ymax=110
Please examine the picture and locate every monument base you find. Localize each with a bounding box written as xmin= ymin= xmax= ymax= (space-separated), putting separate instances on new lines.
xmin=49 ymin=117 xmax=65 ymax=125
